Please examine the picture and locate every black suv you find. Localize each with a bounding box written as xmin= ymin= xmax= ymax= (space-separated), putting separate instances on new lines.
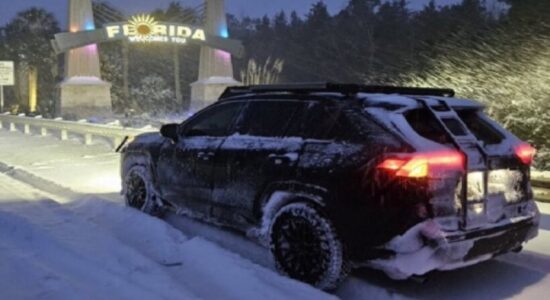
xmin=120 ymin=83 xmax=539 ymax=290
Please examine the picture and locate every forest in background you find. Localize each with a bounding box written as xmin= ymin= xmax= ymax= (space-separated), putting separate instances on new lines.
xmin=0 ymin=0 xmax=549 ymax=167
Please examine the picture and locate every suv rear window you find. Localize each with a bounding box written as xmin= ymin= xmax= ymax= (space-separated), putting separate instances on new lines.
xmin=442 ymin=118 xmax=467 ymax=136
xmin=458 ymin=110 xmax=504 ymax=145
xmin=404 ymin=108 xmax=504 ymax=146
xmin=405 ymin=109 xmax=452 ymax=144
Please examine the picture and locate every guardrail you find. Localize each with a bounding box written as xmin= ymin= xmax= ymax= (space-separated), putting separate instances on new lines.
xmin=532 ymin=176 xmax=550 ymax=202
xmin=0 ymin=113 xmax=156 ymax=148
xmin=1 ymin=112 xmax=549 ymax=201
xmin=532 ymin=178 xmax=550 ymax=189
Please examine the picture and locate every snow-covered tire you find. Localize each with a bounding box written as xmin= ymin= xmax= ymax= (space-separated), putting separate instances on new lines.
xmin=123 ymin=165 xmax=163 ymax=217
xmin=269 ymin=202 xmax=349 ymax=290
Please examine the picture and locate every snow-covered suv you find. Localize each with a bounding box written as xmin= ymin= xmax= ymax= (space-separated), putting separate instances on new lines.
xmin=120 ymin=83 xmax=540 ymax=290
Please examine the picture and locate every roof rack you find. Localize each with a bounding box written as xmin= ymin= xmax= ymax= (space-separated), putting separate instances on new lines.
xmin=219 ymin=82 xmax=455 ymax=99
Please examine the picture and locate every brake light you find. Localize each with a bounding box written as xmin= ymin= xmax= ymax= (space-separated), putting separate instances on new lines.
xmin=377 ymin=150 xmax=464 ymax=178
xmin=377 ymin=159 xmax=407 ymax=171
xmin=396 ymin=157 xmax=429 ymax=178
xmin=515 ymin=144 xmax=536 ymax=165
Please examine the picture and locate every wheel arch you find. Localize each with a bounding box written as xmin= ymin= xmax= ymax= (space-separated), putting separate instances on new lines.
xmin=257 ymin=181 xmax=329 ymax=237
xmin=121 ymin=151 xmax=163 ymax=206
xmin=122 ymin=151 xmax=155 ymax=177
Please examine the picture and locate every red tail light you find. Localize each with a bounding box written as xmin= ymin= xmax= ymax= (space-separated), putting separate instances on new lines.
xmin=377 ymin=150 xmax=464 ymax=178
xmin=515 ymin=144 xmax=536 ymax=165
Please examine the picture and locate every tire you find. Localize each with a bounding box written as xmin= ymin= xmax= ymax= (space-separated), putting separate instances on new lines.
xmin=123 ymin=165 xmax=163 ymax=217
xmin=269 ymin=202 xmax=349 ymax=290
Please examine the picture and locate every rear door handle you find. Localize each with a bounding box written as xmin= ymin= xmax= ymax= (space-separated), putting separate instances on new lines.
xmin=197 ymin=151 xmax=215 ymax=161
xmin=268 ymin=153 xmax=298 ymax=165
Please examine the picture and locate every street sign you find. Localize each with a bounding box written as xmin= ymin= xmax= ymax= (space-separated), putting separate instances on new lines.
xmin=0 ymin=61 xmax=14 ymax=86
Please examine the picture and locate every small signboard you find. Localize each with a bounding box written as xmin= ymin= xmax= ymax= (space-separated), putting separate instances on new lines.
xmin=0 ymin=61 xmax=14 ymax=112
xmin=0 ymin=61 xmax=14 ymax=86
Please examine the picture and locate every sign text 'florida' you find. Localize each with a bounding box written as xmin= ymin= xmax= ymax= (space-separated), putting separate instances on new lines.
xmin=105 ymin=14 xmax=206 ymax=44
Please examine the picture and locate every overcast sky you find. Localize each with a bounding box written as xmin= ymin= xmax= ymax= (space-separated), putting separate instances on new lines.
xmin=0 ymin=0 xmax=463 ymax=27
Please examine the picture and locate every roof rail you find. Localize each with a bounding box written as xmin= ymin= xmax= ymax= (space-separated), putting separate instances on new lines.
xmin=219 ymin=82 xmax=455 ymax=99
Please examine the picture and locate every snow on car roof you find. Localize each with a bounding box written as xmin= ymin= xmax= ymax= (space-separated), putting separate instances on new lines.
xmin=358 ymin=93 xmax=484 ymax=110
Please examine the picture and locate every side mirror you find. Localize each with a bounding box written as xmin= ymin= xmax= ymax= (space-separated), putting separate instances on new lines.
xmin=160 ymin=123 xmax=179 ymax=143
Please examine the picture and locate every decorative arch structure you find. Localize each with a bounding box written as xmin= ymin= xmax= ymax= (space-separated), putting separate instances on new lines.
xmin=54 ymin=0 xmax=243 ymax=118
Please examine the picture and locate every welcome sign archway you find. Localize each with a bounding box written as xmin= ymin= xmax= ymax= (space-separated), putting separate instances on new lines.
xmin=52 ymin=0 xmax=244 ymax=118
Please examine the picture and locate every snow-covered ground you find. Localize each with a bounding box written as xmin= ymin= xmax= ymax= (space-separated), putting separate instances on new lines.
xmin=1 ymin=129 xmax=550 ymax=299
xmin=0 ymin=130 xmax=120 ymax=195
xmin=0 ymin=173 xmax=335 ymax=300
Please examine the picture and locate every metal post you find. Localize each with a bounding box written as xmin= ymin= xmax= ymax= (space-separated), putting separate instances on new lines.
xmin=0 ymin=85 xmax=4 ymax=113
xmin=122 ymin=40 xmax=129 ymax=105
xmin=174 ymin=45 xmax=182 ymax=110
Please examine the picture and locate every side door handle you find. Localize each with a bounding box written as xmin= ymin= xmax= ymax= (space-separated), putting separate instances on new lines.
xmin=197 ymin=151 xmax=215 ymax=161
xmin=268 ymin=153 xmax=298 ymax=166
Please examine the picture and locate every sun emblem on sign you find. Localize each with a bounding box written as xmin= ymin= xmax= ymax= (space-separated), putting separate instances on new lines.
xmin=129 ymin=14 xmax=158 ymax=36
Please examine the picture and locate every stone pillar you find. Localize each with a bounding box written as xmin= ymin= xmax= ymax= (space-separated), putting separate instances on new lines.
xmin=59 ymin=0 xmax=111 ymax=119
xmin=190 ymin=0 xmax=240 ymax=110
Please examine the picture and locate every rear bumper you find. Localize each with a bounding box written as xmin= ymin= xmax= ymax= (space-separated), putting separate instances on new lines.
xmin=360 ymin=200 xmax=540 ymax=279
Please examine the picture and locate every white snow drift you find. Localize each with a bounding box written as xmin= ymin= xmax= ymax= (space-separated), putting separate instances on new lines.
xmin=0 ymin=194 xmax=335 ymax=300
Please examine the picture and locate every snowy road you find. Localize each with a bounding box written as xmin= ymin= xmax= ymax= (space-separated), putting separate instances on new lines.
xmin=0 ymin=172 xmax=47 ymax=202
xmin=1 ymin=129 xmax=550 ymax=299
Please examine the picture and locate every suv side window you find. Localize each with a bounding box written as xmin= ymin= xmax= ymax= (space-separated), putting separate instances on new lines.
xmin=182 ymin=102 xmax=245 ymax=137
xmin=293 ymin=102 xmax=360 ymax=142
xmin=237 ymin=100 xmax=301 ymax=137
xmin=327 ymin=112 xmax=358 ymax=141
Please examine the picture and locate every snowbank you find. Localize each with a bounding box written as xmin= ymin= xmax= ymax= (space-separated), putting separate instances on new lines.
xmin=0 ymin=197 xmax=335 ymax=300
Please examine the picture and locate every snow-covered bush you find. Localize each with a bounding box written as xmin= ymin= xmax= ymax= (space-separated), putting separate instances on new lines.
xmin=240 ymin=57 xmax=284 ymax=85
xmin=130 ymin=75 xmax=176 ymax=117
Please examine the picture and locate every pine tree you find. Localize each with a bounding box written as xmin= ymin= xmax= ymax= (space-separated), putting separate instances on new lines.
xmin=3 ymin=8 xmax=60 ymax=115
